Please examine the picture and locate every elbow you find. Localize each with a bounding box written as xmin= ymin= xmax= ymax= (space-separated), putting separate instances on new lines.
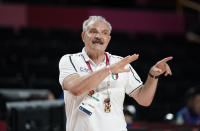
xmin=138 ymin=101 xmax=152 ymax=107
xmin=141 ymin=102 xmax=151 ymax=107
xmin=62 ymin=84 xmax=82 ymax=96
xmin=70 ymin=90 xmax=82 ymax=96
xmin=133 ymin=95 xmax=153 ymax=107
xmin=67 ymin=86 xmax=84 ymax=96
xmin=65 ymin=87 xmax=83 ymax=96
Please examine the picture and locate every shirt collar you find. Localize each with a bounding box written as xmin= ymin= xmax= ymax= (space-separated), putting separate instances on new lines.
xmin=82 ymin=47 xmax=90 ymax=62
xmin=81 ymin=47 xmax=108 ymax=66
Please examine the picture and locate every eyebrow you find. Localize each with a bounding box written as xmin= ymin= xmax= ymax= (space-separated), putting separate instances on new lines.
xmin=89 ymin=28 xmax=109 ymax=33
xmin=89 ymin=28 xmax=97 ymax=31
xmin=102 ymin=30 xmax=109 ymax=33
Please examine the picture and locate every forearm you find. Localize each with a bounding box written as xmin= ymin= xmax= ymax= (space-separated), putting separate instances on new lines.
xmin=131 ymin=56 xmax=172 ymax=106
xmin=63 ymin=67 xmax=110 ymax=96
xmin=132 ymin=75 xmax=158 ymax=106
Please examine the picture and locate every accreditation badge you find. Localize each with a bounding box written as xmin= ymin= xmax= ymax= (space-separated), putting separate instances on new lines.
xmin=78 ymin=91 xmax=101 ymax=116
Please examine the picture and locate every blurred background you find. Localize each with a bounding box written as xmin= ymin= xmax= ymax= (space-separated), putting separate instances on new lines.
xmin=0 ymin=0 xmax=200 ymax=131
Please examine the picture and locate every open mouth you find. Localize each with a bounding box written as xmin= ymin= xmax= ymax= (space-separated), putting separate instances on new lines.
xmin=92 ymin=38 xmax=104 ymax=45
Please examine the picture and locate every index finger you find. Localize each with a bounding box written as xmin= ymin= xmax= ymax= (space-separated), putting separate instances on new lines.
xmin=158 ymin=56 xmax=173 ymax=64
xmin=120 ymin=54 xmax=139 ymax=65
xmin=128 ymin=54 xmax=139 ymax=63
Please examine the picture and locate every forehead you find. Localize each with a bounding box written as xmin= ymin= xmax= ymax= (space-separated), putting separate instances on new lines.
xmin=87 ymin=21 xmax=110 ymax=31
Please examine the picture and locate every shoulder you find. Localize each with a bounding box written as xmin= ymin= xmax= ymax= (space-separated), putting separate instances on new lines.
xmin=59 ymin=52 xmax=82 ymax=63
xmin=107 ymin=52 xmax=123 ymax=62
xmin=60 ymin=52 xmax=82 ymax=60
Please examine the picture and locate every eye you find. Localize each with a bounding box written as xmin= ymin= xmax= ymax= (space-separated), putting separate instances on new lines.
xmin=103 ymin=31 xmax=108 ymax=35
xmin=102 ymin=30 xmax=110 ymax=36
xmin=89 ymin=30 xmax=98 ymax=34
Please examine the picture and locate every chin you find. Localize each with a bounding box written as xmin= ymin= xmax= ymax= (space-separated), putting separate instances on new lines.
xmin=92 ymin=45 xmax=105 ymax=51
xmin=94 ymin=48 xmax=104 ymax=53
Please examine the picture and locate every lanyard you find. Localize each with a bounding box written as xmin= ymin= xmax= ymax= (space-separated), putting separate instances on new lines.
xmin=85 ymin=52 xmax=110 ymax=72
xmin=85 ymin=52 xmax=111 ymax=113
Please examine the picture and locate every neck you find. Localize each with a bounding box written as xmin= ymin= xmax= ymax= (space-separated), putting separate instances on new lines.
xmin=86 ymin=49 xmax=105 ymax=65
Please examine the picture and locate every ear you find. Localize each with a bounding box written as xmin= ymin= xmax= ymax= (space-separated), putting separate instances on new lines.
xmin=81 ymin=32 xmax=85 ymax=42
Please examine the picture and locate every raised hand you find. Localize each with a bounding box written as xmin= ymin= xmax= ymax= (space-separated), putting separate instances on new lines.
xmin=149 ymin=56 xmax=173 ymax=77
xmin=110 ymin=54 xmax=139 ymax=73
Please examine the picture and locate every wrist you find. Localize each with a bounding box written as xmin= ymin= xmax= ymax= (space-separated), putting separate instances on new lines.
xmin=148 ymin=72 xmax=159 ymax=79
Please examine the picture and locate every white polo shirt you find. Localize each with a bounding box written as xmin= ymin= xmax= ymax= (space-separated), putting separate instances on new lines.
xmin=59 ymin=48 xmax=143 ymax=131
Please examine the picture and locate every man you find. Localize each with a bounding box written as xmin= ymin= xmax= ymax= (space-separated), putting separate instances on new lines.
xmin=59 ymin=16 xmax=173 ymax=131
xmin=176 ymin=86 xmax=200 ymax=125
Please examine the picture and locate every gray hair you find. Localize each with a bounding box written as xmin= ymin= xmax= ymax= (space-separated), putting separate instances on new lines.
xmin=82 ymin=16 xmax=112 ymax=34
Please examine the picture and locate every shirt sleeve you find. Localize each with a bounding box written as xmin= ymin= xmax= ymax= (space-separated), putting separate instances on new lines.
xmin=59 ymin=54 xmax=78 ymax=87
xmin=125 ymin=64 xmax=143 ymax=96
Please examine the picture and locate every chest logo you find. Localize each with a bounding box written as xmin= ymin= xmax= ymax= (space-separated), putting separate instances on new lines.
xmin=80 ymin=67 xmax=90 ymax=72
xmin=112 ymin=73 xmax=118 ymax=80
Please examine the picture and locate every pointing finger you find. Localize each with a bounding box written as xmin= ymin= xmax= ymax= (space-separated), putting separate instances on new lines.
xmin=158 ymin=56 xmax=173 ymax=64
xmin=120 ymin=54 xmax=139 ymax=65
xmin=128 ymin=54 xmax=139 ymax=63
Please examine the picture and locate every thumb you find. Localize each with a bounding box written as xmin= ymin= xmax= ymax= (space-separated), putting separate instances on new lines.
xmin=151 ymin=67 xmax=162 ymax=72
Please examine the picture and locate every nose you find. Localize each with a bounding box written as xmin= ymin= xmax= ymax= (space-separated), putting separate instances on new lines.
xmin=95 ymin=33 xmax=101 ymax=37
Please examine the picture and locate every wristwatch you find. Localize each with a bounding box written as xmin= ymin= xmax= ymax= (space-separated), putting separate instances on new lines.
xmin=148 ymin=72 xmax=159 ymax=79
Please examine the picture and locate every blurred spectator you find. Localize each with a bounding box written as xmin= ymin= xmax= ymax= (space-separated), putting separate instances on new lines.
xmin=48 ymin=91 xmax=56 ymax=100
xmin=124 ymin=105 xmax=136 ymax=128
xmin=175 ymin=86 xmax=200 ymax=125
